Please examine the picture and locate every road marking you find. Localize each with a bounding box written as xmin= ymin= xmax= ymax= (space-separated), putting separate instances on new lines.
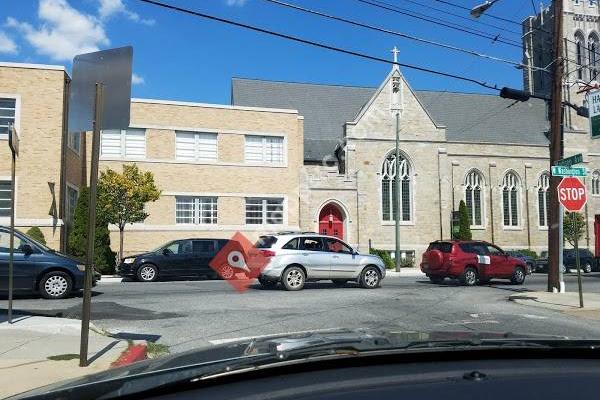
xmin=520 ymin=314 xmax=547 ymax=320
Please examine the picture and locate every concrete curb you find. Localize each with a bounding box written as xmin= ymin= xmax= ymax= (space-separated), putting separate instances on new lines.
xmin=110 ymin=343 xmax=148 ymax=368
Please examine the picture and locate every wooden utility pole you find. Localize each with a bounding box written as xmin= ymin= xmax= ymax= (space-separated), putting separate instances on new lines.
xmin=548 ymin=0 xmax=564 ymax=292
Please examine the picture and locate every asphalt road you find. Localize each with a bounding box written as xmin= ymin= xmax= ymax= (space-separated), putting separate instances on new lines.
xmin=5 ymin=272 xmax=600 ymax=353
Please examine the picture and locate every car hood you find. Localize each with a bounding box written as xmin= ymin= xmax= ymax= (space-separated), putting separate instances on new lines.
xmin=44 ymin=250 xmax=81 ymax=266
xmin=123 ymin=251 xmax=155 ymax=260
xmin=10 ymin=328 xmax=573 ymax=400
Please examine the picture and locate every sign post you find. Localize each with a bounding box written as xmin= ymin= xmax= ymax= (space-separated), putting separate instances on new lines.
xmin=588 ymin=90 xmax=600 ymax=139
xmin=7 ymin=123 xmax=19 ymax=324
xmin=69 ymin=46 xmax=132 ymax=367
xmin=557 ymin=177 xmax=587 ymax=308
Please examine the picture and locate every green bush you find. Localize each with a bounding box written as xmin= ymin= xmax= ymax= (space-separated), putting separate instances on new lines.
xmin=370 ymin=248 xmax=394 ymax=269
xmin=400 ymin=258 xmax=415 ymax=268
xmin=25 ymin=226 xmax=46 ymax=245
xmin=67 ymin=187 xmax=116 ymax=274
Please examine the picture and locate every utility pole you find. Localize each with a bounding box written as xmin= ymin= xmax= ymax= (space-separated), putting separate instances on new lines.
xmin=391 ymin=46 xmax=402 ymax=273
xmin=548 ymin=0 xmax=564 ymax=293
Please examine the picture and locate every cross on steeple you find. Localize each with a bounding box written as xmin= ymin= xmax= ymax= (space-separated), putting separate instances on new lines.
xmin=391 ymin=46 xmax=400 ymax=63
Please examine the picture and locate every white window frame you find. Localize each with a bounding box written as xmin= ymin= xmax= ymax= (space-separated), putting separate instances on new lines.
xmin=175 ymin=196 xmax=218 ymax=225
xmin=175 ymin=131 xmax=218 ymax=162
xmin=100 ymin=128 xmax=146 ymax=159
xmin=0 ymin=94 xmax=20 ymax=141
xmin=245 ymin=197 xmax=285 ymax=225
xmin=66 ymin=183 xmax=79 ymax=225
xmin=67 ymin=132 xmax=81 ymax=154
xmin=244 ymin=135 xmax=285 ymax=165
xmin=592 ymin=170 xmax=600 ymax=196
xmin=501 ymin=171 xmax=522 ymax=229
xmin=463 ymin=169 xmax=486 ymax=229
xmin=0 ymin=178 xmax=12 ymax=218
xmin=380 ymin=151 xmax=413 ymax=224
xmin=537 ymin=172 xmax=550 ymax=229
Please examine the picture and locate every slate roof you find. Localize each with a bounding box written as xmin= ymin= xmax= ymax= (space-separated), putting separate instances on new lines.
xmin=231 ymin=77 xmax=549 ymax=162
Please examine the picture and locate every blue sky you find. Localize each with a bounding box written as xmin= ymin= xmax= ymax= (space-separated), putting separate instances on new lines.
xmin=0 ymin=0 xmax=545 ymax=104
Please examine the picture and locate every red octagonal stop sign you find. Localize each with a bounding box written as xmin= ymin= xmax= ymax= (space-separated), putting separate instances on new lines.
xmin=558 ymin=177 xmax=587 ymax=212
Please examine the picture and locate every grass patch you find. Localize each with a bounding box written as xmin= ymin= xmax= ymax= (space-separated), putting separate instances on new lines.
xmin=47 ymin=353 xmax=79 ymax=361
xmin=146 ymin=342 xmax=169 ymax=359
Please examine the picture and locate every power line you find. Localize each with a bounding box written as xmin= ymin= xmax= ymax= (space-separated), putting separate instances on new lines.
xmin=396 ymin=0 xmax=522 ymax=36
xmin=135 ymin=0 xmax=501 ymax=91
xmin=262 ymin=0 xmax=545 ymax=71
xmin=356 ymin=0 xmax=523 ymax=48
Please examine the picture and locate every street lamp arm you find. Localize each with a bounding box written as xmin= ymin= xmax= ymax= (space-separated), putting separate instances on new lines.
xmin=470 ymin=0 xmax=500 ymax=18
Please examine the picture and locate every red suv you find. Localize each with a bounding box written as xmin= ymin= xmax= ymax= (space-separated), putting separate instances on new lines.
xmin=420 ymin=240 xmax=529 ymax=286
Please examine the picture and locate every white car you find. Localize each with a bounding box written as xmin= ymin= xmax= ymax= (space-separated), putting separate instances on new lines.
xmin=256 ymin=232 xmax=386 ymax=291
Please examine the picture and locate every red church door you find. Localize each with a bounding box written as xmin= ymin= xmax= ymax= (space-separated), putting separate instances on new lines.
xmin=319 ymin=204 xmax=344 ymax=240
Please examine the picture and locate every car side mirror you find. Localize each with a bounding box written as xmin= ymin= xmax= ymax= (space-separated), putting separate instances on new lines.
xmin=162 ymin=248 xmax=171 ymax=256
xmin=21 ymin=244 xmax=33 ymax=255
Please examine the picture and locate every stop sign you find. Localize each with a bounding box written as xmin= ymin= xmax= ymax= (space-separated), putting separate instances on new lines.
xmin=557 ymin=177 xmax=587 ymax=212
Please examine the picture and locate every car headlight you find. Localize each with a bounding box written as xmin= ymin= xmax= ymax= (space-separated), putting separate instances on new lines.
xmin=123 ymin=258 xmax=136 ymax=264
xmin=77 ymin=264 xmax=86 ymax=272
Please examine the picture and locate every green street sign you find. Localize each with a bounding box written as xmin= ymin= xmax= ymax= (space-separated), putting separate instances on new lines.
xmin=551 ymin=166 xmax=587 ymax=177
xmin=588 ymin=90 xmax=600 ymax=139
xmin=556 ymin=153 xmax=583 ymax=167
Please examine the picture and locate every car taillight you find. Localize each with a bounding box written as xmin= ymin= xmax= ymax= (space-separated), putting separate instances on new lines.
xmin=259 ymin=250 xmax=276 ymax=257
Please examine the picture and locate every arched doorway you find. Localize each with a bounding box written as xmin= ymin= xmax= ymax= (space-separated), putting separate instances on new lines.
xmin=318 ymin=203 xmax=345 ymax=240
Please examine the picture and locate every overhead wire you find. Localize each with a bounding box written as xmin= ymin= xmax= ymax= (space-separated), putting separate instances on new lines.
xmin=135 ymin=0 xmax=503 ymax=91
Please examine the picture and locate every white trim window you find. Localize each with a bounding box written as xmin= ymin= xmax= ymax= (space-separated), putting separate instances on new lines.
xmin=502 ymin=171 xmax=521 ymax=227
xmin=66 ymin=185 xmax=78 ymax=225
xmin=175 ymin=196 xmax=218 ymax=224
xmin=0 ymin=180 xmax=11 ymax=217
xmin=245 ymin=135 xmax=284 ymax=164
xmin=175 ymin=131 xmax=217 ymax=162
xmin=68 ymin=132 xmax=81 ymax=153
xmin=101 ymin=128 xmax=146 ymax=159
xmin=464 ymin=170 xmax=484 ymax=227
xmin=537 ymin=172 xmax=550 ymax=227
xmin=381 ymin=153 xmax=411 ymax=222
xmin=592 ymin=170 xmax=600 ymax=195
xmin=245 ymin=198 xmax=284 ymax=225
xmin=0 ymin=97 xmax=16 ymax=140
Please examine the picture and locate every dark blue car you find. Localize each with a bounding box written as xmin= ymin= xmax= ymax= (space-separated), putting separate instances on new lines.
xmin=505 ymin=250 xmax=536 ymax=274
xmin=0 ymin=226 xmax=99 ymax=299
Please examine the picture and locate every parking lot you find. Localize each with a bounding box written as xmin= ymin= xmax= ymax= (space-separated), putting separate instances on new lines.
xmin=5 ymin=271 xmax=600 ymax=353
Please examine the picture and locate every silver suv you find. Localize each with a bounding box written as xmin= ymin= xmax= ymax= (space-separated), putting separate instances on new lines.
xmin=256 ymin=232 xmax=386 ymax=291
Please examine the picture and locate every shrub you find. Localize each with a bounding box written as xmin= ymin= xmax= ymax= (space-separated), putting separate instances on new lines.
xmin=25 ymin=226 xmax=46 ymax=245
xmin=455 ymin=200 xmax=472 ymax=240
xmin=518 ymin=249 xmax=538 ymax=259
xmin=370 ymin=248 xmax=394 ymax=269
xmin=68 ymin=187 xmax=116 ymax=274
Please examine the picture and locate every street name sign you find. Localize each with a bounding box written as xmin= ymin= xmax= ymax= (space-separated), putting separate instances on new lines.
xmin=551 ymin=166 xmax=587 ymax=177
xmin=589 ymin=90 xmax=600 ymax=139
xmin=557 ymin=177 xmax=587 ymax=212
xmin=556 ymin=153 xmax=583 ymax=167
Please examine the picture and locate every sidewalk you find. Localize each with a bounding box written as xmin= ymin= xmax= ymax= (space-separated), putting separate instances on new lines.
xmin=509 ymin=291 xmax=600 ymax=320
xmin=0 ymin=315 xmax=133 ymax=398
xmin=386 ymin=268 xmax=426 ymax=278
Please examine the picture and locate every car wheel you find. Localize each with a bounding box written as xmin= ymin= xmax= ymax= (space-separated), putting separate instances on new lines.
xmin=258 ymin=277 xmax=277 ymax=289
xmin=511 ymin=266 xmax=526 ymax=285
xmin=460 ymin=267 xmax=478 ymax=286
xmin=526 ymin=262 xmax=534 ymax=275
xmin=560 ymin=264 xmax=566 ymax=274
xmin=429 ymin=276 xmax=444 ymax=284
xmin=137 ymin=264 xmax=158 ymax=282
xmin=331 ymin=279 xmax=348 ymax=287
xmin=359 ymin=266 xmax=381 ymax=289
xmin=282 ymin=266 xmax=305 ymax=291
xmin=39 ymin=271 xmax=72 ymax=299
xmin=583 ymin=262 xmax=592 ymax=274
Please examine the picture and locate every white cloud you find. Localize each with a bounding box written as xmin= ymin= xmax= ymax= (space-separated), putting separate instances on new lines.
xmin=226 ymin=0 xmax=248 ymax=6
xmin=6 ymin=0 xmax=109 ymax=61
xmin=98 ymin=0 xmax=155 ymax=26
xmin=0 ymin=31 xmax=18 ymax=54
xmin=131 ymin=73 xmax=144 ymax=85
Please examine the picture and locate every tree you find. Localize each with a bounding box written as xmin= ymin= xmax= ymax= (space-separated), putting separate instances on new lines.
xmin=68 ymin=186 xmax=116 ymax=274
xmin=455 ymin=200 xmax=472 ymax=241
xmin=25 ymin=226 xmax=46 ymax=245
xmin=98 ymin=164 xmax=161 ymax=260
xmin=564 ymin=212 xmax=586 ymax=247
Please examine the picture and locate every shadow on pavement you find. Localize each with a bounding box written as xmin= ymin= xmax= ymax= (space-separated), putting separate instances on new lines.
xmin=108 ymin=332 xmax=162 ymax=343
xmin=0 ymin=290 xmax=104 ymax=301
xmin=247 ymin=282 xmax=364 ymax=291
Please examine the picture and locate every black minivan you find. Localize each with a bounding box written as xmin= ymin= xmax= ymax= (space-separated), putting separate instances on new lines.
xmin=117 ymin=238 xmax=234 ymax=282
xmin=0 ymin=226 xmax=98 ymax=299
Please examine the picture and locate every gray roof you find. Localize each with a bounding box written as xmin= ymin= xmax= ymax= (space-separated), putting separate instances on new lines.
xmin=231 ymin=78 xmax=548 ymax=161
